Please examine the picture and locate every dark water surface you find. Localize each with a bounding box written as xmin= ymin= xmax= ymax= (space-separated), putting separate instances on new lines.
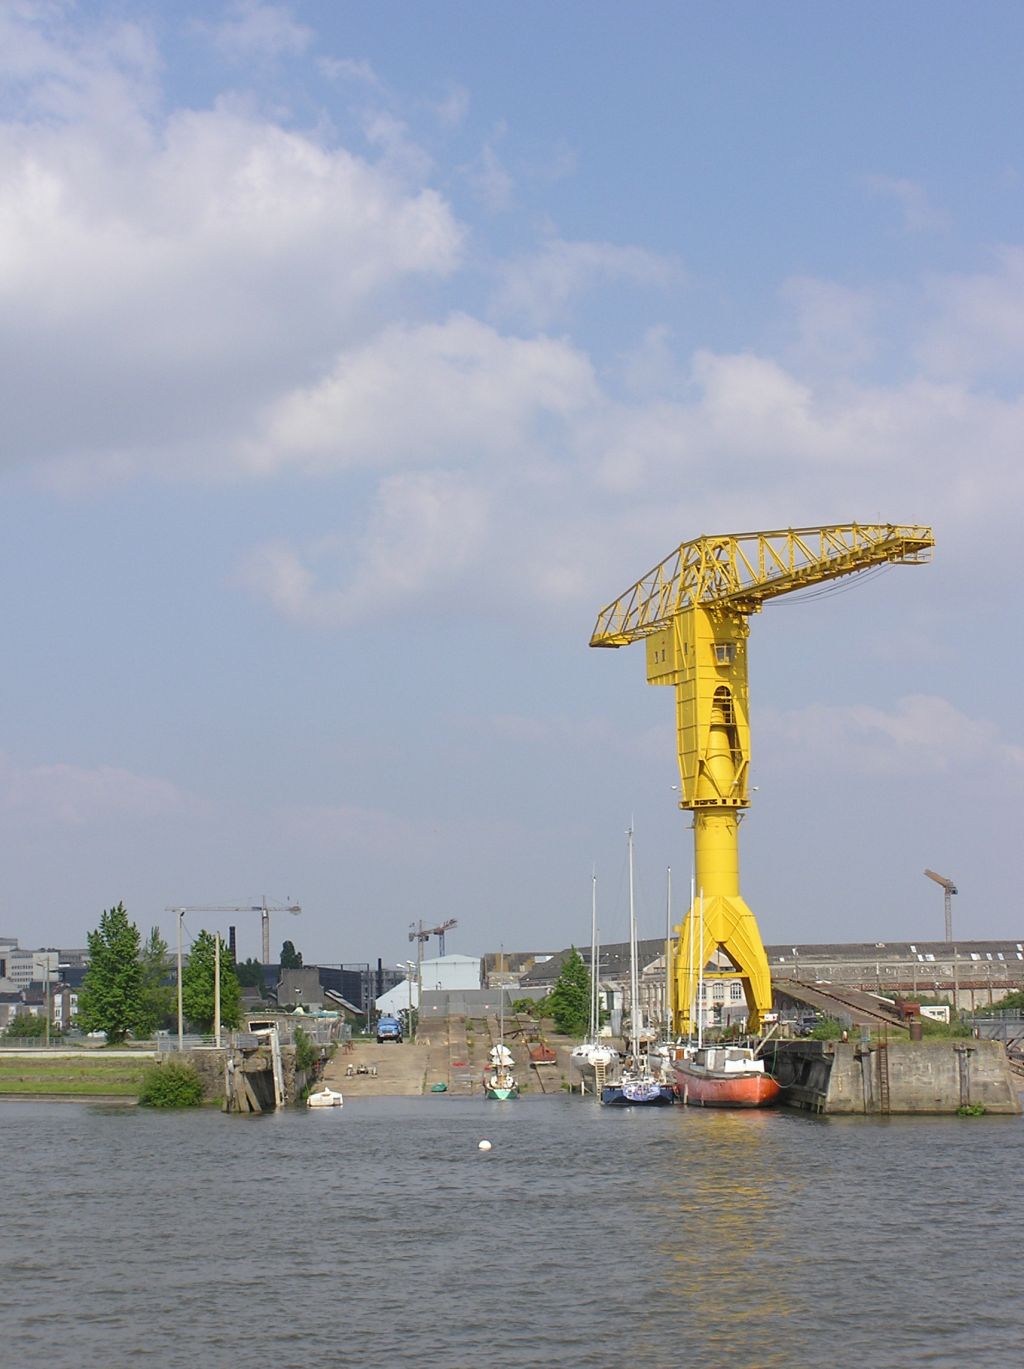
xmin=4 ymin=1096 xmax=1023 ymax=1368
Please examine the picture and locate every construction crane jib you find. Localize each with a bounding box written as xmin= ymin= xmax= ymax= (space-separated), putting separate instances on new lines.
xmin=165 ymin=897 xmax=301 ymax=965
xmin=923 ymin=869 xmax=958 ymax=942
xmin=591 ymin=523 xmax=934 ymax=1035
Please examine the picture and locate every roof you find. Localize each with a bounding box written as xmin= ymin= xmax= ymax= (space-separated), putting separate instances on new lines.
xmin=519 ymin=939 xmax=667 ymax=985
xmin=519 ymin=937 xmax=1024 ymax=986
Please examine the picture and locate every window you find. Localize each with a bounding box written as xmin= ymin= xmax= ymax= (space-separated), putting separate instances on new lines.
xmin=730 ymin=982 xmax=744 ymax=1001
xmin=714 ymin=642 xmax=735 ymax=665
xmin=712 ymin=981 xmax=725 ymax=1000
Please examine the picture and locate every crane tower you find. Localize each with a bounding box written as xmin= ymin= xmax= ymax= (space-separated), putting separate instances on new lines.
xmin=591 ymin=523 xmax=934 ymax=1033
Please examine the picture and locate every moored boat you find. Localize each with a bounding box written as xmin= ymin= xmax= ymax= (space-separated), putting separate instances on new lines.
xmin=485 ymin=988 xmax=519 ymax=1099
xmin=600 ymin=825 xmax=675 ymax=1108
xmin=601 ymin=1072 xmax=675 ymax=1106
xmin=306 ymin=1084 xmax=344 ymax=1108
xmin=483 ymin=1064 xmax=519 ymax=1100
xmin=672 ymin=1044 xmax=780 ymax=1108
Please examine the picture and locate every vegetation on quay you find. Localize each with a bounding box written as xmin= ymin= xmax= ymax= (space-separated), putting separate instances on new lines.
xmin=511 ymin=948 xmax=594 ymax=1037
xmin=138 ymin=1060 xmax=204 ymax=1108
xmin=0 ymin=1054 xmax=150 ymax=1096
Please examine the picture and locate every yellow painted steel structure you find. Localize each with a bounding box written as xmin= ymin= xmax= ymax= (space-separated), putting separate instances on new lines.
xmin=590 ymin=524 xmax=934 ymax=1034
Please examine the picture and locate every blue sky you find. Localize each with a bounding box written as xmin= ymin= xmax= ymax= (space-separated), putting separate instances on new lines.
xmin=2 ymin=1 xmax=1023 ymax=966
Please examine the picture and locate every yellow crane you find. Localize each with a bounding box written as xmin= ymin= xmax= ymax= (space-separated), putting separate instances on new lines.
xmin=590 ymin=523 xmax=934 ymax=1034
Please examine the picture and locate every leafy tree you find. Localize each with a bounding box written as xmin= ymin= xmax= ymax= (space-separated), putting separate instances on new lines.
xmin=280 ymin=939 xmax=303 ymax=969
xmin=236 ymin=958 xmax=267 ymax=992
xmin=139 ymin=926 xmax=175 ymax=1034
xmin=138 ymin=1060 xmax=204 ymax=1107
xmin=77 ymin=902 xmax=146 ymax=1044
xmin=3 ymin=1013 xmax=56 ymax=1040
xmin=545 ymin=947 xmax=592 ymax=1037
xmin=181 ymin=930 xmax=242 ymax=1032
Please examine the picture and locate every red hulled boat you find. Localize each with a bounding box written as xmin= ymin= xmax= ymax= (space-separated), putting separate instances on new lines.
xmin=672 ymin=1044 xmax=781 ymax=1108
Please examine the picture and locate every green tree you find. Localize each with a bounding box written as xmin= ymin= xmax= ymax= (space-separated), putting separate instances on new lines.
xmin=139 ymin=926 xmax=175 ymax=1034
xmin=280 ymin=939 xmax=303 ymax=969
xmin=3 ymin=1013 xmax=55 ymax=1040
xmin=545 ymin=947 xmax=592 ymax=1037
xmin=77 ymin=902 xmax=146 ymax=1044
xmin=181 ymin=931 xmax=243 ymax=1032
xmin=236 ymin=958 xmax=267 ymax=992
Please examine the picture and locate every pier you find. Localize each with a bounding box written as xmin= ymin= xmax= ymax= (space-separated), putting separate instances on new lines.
xmin=764 ymin=1037 xmax=1021 ymax=1115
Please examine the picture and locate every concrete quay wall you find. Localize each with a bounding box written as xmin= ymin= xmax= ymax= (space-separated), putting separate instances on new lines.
xmin=767 ymin=1038 xmax=1022 ymax=1115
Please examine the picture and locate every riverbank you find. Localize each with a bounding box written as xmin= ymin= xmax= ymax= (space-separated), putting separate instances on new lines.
xmin=0 ymin=1050 xmax=151 ymax=1097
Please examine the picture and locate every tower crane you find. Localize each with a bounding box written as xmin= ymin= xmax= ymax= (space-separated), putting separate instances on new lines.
xmin=165 ymin=897 xmax=301 ymax=965
xmin=409 ymin=918 xmax=458 ymax=958
xmin=591 ymin=523 xmax=934 ymax=1034
xmin=923 ymin=869 xmax=957 ymax=942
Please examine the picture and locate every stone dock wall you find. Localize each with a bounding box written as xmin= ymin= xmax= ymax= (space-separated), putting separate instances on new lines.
xmin=767 ymin=1037 xmax=1022 ymax=1114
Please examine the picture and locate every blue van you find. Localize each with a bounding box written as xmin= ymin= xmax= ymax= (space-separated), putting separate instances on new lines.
xmin=376 ymin=1015 xmax=403 ymax=1043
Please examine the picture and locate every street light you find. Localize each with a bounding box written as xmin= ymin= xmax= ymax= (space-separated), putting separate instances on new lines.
xmin=398 ymin=960 xmax=418 ymax=1034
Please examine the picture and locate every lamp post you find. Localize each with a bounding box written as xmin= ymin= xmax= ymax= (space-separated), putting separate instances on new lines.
xmin=175 ymin=909 xmax=186 ymax=1051
xmin=398 ymin=960 xmax=418 ymax=1036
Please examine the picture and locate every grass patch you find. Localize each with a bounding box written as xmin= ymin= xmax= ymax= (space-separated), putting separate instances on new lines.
xmin=0 ymin=1055 xmax=150 ymax=1096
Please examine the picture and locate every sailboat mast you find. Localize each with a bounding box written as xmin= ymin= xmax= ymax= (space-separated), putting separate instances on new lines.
xmin=697 ymin=888 xmax=705 ymax=1050
xmin=664 ymin=865 xmax=672 ymax=1041
xmin=688 ymin=873 xmax=696 ymax=1042
xmin=590 ymin=869 xmax=598 ymax=1042
xmin=628 ymin=825 xmax=641 ymax=1057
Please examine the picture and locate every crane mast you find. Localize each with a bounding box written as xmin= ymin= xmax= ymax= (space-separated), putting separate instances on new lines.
xmin=923 ymin=868 xmax=957 ymax=942
xmin=591 ymin=523 xmax=934 ymax=1035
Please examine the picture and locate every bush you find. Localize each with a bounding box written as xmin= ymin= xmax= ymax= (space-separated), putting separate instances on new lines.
xmin=808 ymin=1017 xmax=845 ymax=1040
xmin=138 ymin=1060 xmax=204 ymax=1108
xmin=293 ymin=1025 xmax=317 ymax=1073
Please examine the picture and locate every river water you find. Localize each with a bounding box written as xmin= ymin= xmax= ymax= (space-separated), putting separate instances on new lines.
xmin=4 ymin=1096 xmax=1023 ymax=1368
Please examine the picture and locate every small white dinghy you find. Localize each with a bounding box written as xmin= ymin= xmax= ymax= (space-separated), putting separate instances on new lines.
xmin=306 ymin=1085 xmax=344 ymax=1108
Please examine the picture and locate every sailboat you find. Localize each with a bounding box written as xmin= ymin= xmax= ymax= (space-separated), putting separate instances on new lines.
xmin=484 ymin=987 xmax=519 ymax=1100
xmin=571 ymin=871 xmax=617 ymax=1087
xmin=601 ymin=826 xmax=675 ymax=1107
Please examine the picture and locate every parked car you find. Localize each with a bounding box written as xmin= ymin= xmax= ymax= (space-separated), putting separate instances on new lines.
xmin=376 ymin=1015 xmax=403 ymax=1043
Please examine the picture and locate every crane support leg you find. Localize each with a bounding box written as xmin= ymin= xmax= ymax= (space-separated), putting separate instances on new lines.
xmin=672 ymin=810 xmax=772 ymax=1034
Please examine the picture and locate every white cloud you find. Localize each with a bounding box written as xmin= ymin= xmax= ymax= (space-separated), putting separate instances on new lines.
xmin=493 ymin=237 xmax=683 ymax=328
xmin=780 ymin=276 xmax=879 ymax=375
xmin=0 ymin=62 xmax=463 ymax=482
xmin=761 ymin=695 xmax=1024 ymax=779
xmin=202 ymin=2 xmax=312 ymax=62
xmin=864 ymin=174 xmax=950 ymax=233
xmin=236 ymin=469 xmax=490 ymax=625
xmin=318 ymin=55 xmax=379 ymax=86
xmin=242 ymin=314 xmax=599 ymax=474
xmin=464 ymin=133 xmax=515 ymax=212
xmin=917 ymin=246 xmax=1024 ymax=379
xmin=0 ymin=754 xmax=207 ymax=827
xmin=430 ymin=84 xmax=470 ymax=129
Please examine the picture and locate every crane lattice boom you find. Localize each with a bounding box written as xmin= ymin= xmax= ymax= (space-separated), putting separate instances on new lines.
xmin=591 ymin=524 xmax=934 ymax=646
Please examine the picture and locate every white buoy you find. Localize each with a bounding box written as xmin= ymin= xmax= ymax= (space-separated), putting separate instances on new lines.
xmin=478 ymin=1139 xmax=492 ymax=1151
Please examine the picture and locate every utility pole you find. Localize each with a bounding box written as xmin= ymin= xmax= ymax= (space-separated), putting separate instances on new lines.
xmin=176 ymin=909 xmax=185 ymax=1051
xmin=214 ymin=932 xmax=221 ymax=1048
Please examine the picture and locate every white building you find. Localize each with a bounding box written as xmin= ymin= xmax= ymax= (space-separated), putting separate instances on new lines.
xmin=418 ymin=954 xmax=481 ymax=993
xmin=376 ymin=980 xmax=420 ymax=1016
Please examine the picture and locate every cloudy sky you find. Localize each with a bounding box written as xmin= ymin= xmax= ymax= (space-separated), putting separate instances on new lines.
xmin=3 ymin=0 xmax=1023 ymax=967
